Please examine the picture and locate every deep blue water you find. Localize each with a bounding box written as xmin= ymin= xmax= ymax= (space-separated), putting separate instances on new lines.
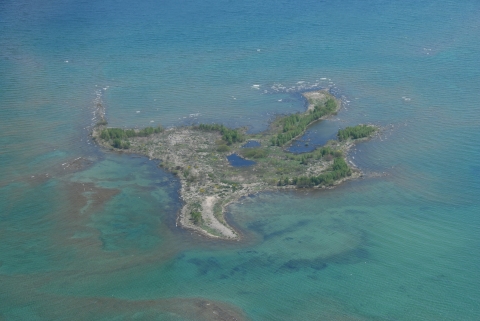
xmin=1 ymin=0 xmax=480 ymax=320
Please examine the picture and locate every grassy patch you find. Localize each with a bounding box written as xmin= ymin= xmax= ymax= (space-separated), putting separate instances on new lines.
xmin=216 ymin=144 xmax=230 ymax=152
xmin=240 ymin=148 xmax=268 ymax=159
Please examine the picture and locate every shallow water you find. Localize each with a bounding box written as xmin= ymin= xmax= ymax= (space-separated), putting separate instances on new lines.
xmin=287 ymin=119 xmax=341 ymax=154
xmin=1 ymin=0 xmax=480 ymax=320
xmin=241 ymin=140 xmax=261 ymax=148
xmin=227 ymin=154 xmax=256 ymax=167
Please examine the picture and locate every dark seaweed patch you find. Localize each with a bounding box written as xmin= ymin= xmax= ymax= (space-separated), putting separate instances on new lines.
xmin=281 ymin=258 xmax=328 ymax=271
xmin=246 ymin=219 xmax=269 ymax=234
xmin=229 ymin=255 xmax=276 ymax=277
xmin=247 ymin=219 xmax=312 ymax=241
xmin=344 ymin=209 xmax=368 ymax=215
xmin=278 ymin=246 xmax=370 ymax=273
xmin=263 ymin=219 xmax=310 ymax=240
xmin=187 ymin=257 xmax=221 ymax=275
xmin=329 ymin=248 xmax=369 ymax=265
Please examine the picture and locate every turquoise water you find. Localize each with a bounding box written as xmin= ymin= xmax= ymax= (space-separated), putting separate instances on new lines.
xmin=1 ymin=0 xmax=479 ymax=320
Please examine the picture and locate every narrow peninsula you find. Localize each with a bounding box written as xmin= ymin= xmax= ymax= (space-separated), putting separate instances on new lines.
xmin=92 ymin=90 xmax=377 ymax=239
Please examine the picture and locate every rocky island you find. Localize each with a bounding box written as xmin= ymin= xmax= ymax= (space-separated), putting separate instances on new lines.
xmin=92 ymin=90 xmax=377 ymax=239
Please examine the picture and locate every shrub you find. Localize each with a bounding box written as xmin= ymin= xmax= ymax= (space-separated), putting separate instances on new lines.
xmin=112 ymin=138 xmax=130 ymax=149
xmin=191 ymin=211 xmax=202 ymax=225
xmin=125 ymin=129 xmax=136 ymax=137
xmin=334 ymin=150 xmax=343 ymax=158
xmin=217 ymin=145 xmax=230 ymax=152
xmin=100 ymin=129 xmax=110 ymax=140
xmin=112 ymin=138 xmax=122 ymax=148
xmin=290 ymin=157 xmax=351 ymax=187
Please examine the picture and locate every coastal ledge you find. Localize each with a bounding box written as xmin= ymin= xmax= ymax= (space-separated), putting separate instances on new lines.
xmin=92 ymin=89 xmax=377 ymax=240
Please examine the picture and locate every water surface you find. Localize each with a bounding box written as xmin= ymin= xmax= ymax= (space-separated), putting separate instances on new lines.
xmin=1 ymin=0 xmax=479 ymax=320
xmin=227 ymin=154 xmax=256 ymax=167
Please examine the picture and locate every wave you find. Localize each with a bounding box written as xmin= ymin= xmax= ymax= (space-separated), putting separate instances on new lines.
xmin=91 ymin=86 xmax=108 ymax=126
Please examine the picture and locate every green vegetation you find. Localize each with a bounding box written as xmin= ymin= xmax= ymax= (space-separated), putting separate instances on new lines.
xmin=216 ymin=144 xmax=230 ymax=152
xmin=191 ymin=211 xmax=202 ymax=225
xmin=337 ymin=125 xmax=376 ymax=141
xmin=280 ymin=157 xmax=351 ymax=187
xmin=213 ymin=202 xmax=223 ymax=220
xmin=271 ymin=98 xmax=337 ymax=146
xmin=100 ymin=125 xmax=164 ymax=140
xmin=198 ymin=124 xmax=244 ymax=145
xmin=99 ymin=125 xmax=164 ymax=149
xmin=240 ymin=148 xmax=267 ymax=159
xmin=278 ymin=146 xmax=342 ymax=165
xmin=294 ymin=146 xmax=342 ymax=164
xmin=190 ymin=202 xmax=203 ymax=225
xmin=112 ymin=138 xmax=130 ymax=149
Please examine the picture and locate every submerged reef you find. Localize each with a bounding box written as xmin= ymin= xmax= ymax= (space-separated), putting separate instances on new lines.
xmin=92 ymin=90 xmax=377 ymax=239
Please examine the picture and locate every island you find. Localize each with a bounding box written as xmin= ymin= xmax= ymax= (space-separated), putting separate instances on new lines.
xmin=92 ymin=90 xmax=377 ymax=239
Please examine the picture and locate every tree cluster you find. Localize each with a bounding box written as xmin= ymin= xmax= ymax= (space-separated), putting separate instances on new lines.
xmin=99 ymin=125 xmax=163 ymax=149
xmin=191 ymin=211 xmax=202 ymax=225
xmin=198 ymin=124 xmax=244 ymax=145
xmin=112 ymin=138 xmax=130 ymax=149
xmin=279 ymin=157 xmax=351 ymax=187
xmin=287 ymin=146 xmax=342 ymax=164
xmin=337 ymin=125 xmax=376 ymax=141
xmin=271 ymin=98 xmax=337 ymax=146
xmin=100 ymin=126 xmax=163 ymax=140
xmin=190 ymin=202 xmax=203 ymax=225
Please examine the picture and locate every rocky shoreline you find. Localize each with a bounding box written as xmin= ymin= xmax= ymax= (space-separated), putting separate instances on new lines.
xmin=92 ymin=89 xmax=376 ymax=240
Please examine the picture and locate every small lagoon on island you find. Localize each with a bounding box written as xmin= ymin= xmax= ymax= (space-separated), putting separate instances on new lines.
xmin=287 ymin=118 xmax=341 ymax=154
xmin=242 ymin=140 xmax=261 ymax=148
xmin=227 ymin=153 xmax=256 ymax=167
